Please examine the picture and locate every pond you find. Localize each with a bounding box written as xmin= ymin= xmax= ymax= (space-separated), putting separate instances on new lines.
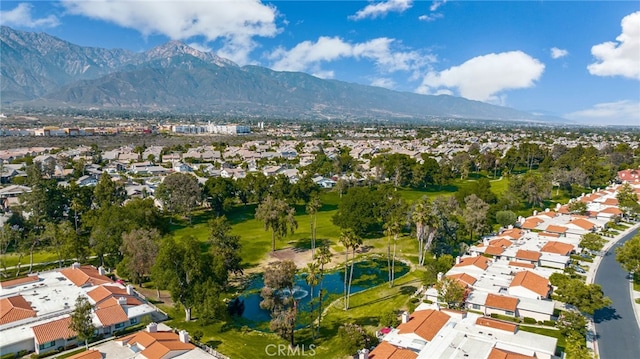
xmin=234 ymin=257 xmax=410 ymax=329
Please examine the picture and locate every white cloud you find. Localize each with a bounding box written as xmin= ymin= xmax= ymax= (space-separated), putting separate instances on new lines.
xmin=60 ymin=0 xmax=278 ymax=65
xmin=268 ymin=36 xmax=435 ymax=80
xmin=349 ymin=0 xmax=412 ymax=21
xmin=430 ymin=0 xmax=448 ymax=12
xmin=371 ymin=77 xmax=396 ymax=89
xmin=418 ymin=13 xmax=443 ymax=22
xmin=0 ymin=3 xmax=60 ymax=28
xmin=550 ymin=47 xmax=568 ymax=59
xmin=565 ymin=100 xmax=640 ymax=126
xmin=416 ymin=51 xmax=545 ymax=103
xmin=587 ymin=11 xmax=640 ymax=80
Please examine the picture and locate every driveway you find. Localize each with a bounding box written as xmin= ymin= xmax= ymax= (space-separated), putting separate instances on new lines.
xmin=594 ymin=227 xmax=640 ymax=359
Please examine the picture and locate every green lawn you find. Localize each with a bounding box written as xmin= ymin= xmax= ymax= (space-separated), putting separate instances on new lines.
xmin=519 ymin=325 xmax=565 ymax=355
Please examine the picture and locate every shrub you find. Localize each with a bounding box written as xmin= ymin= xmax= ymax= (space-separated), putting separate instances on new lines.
xmin=379 ymin=309 xmax=399 ymax=328
xmin=523 ymin=317 xmax=537 ymax=324
xmin=192 ymin=330 xmax=204 ymax=342
xmin=543 ymin=320 xmax=556 ymax=326
xmin=490 ymin=313 xmax=499 ymax=318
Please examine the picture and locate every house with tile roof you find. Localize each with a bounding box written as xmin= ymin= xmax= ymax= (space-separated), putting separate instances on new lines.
xmin=369 ymin=304 xmax=557 ymax=359
xmin=31 ymin=316 xmax=77 ymax=355
xmin=0 ymin=264 xmax=161 ymax=357
xmin=67 ymin=349 xmax=102 ymax=359
xmin=513 ymin=250 xmax=541 ymax=266
xmin=508 ymin=271 xmax=551 ymax=300
xmin=540 ymin=241 xmax=574 ymax=256
xmin=484 ymin=294 xmax=519 ymax=317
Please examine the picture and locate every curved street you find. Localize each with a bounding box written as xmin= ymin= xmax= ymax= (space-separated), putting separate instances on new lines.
xmin=594 ymin=227 xmax=640 ymax=359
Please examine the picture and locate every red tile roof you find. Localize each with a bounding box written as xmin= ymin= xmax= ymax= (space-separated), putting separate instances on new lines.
xmin=87 ymin=285 xmax=128 ymax=303
xmin=118 ymin=330 xmax=195 ymax=359
xmin=539 ymin=232 xmax=560 ymax=238
xmin=60 ymin=266 xmax=112 ymax=287
xmin=66 ymin=350 xmax=102 ymax=359
xmin=95 ymin=304 xmax=129 ymax=326
xmin=571 ymin=218 xmax=596 ymax=231
xmin=541 ymin=241 xmax=574 ymax=256
xmin=0 ymin=295 xmax=36 ymax=325
xmin=509 ymin=261 xmax=535 ymax=269
xmin=599 ymin=207 xmax=623 ymax=215
xmin=500 ymin=229 xmax=524 ymax=240
xmin=446 ymin=273 xmax=477 ymax=287
xmin=485 ymin=294 xmax=518 ymax=312
xmin=618 ymin=169 xmax=640 ymax=182
xmin=369 ymin=341 xmax=418 ymax=359
xmin=545 ymin=224 xmax=568 ymax=234
xmin=0 ymin=275 xmax=40 ymax=289
xmin=475 ymin=317 xmax=518 ymax=333
xmin=456 ymin=256 xmax=491 ymax=270
xmin=397 ymin=309 xmax=450 ymax=341
xmin=515 ymin=250 xmax=541 ymax=262
xmin=521 ymin=218 xmax=544 ymax=230
xmin=539 ymin=211 xmax=557 ymax=218
xmin=488 ymin=347 xmax=536 ymax=359
xmin=489 ymin=238 xmax=513 ymax=248
xmin=95 ymin=296 xmax=142 ymax=309
xmin=32 ymin=316 xmax=77 ymax=344
xmin=510 ymin=271 xmax=550 ymax=297
xmin=485 ymin=245 xmax=505 ymax=256
xmin=602 ymin=198 xmax=619 ymax=206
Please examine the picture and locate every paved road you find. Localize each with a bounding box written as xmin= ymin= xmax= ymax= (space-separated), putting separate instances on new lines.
xmin=594 ymin=227 xmax=640 ymax=359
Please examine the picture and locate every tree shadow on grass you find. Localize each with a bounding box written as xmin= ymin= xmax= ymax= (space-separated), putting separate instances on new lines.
xmin=204 ymin=339 xmax=222 ymax=349
xmin=399 ymin=285 xmax=418 ymax=296
xmin=348 ymin=293 xmax=399 ymax=309
xmin=353 ymin=316 xmax=379 ymax=327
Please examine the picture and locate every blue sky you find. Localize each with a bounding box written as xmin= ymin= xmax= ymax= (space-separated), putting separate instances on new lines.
xmin=1 ymin=1 xmax=639 ymax=125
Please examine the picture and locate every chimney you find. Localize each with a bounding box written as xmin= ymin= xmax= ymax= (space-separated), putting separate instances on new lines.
xmin=507 ymin=225 xmax=513 ymax=230
xmin=437 ymin=272 xmax=443 ymax=282
xmin=455 ymin=256 xmax=461 ymax=265
xmin=533 ymin=210 xmax=538 ymax=216
xmin=98 ymin=266 xmax=106 ymax=276
xmin=358 ymin=348 xmax=370 ymax=359
xmin=71 ymin=262 xmax=81 ymax=269
xmin=125 ymin=285 xmax=134 ymax=296
xmin=146 ymin=322 xmax=157 ymax=333
xmin=179 ymin=330 xmax=189 ymax=343
xmin=555 ymin=203 xmax=561 ymax=210
xmin=401 ymin=311 xmax=410 ymax=324
xmin=117 ymin=297 xmax=127 ymax=306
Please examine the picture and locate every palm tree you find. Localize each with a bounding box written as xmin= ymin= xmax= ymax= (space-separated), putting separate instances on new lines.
xmin=411 ymin=196 xmax=439 ymax=266
xmin=315 ymin=243 xmax=332 ymax=332
xmin=305 ymin=262 xmax=319 ymax=339
xmin=340 ymin=229 xmax=362 ymax=310
xmin=306 ymin=195 xmax=321 ymax=260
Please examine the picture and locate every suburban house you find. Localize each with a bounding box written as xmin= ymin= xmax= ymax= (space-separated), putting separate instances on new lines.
xmin=508 ymin=271 xmax=551 ymax=300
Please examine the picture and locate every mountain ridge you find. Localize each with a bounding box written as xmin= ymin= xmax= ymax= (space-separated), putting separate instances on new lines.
xmin=0 ymin=26 xmax=564 ymax=122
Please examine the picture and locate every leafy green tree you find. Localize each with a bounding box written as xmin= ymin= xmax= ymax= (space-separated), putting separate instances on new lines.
xmin=617 ymin=183 xmax=640 ymax=218
xmin=156 ymin=172 xmax=201 ymax=223
xmin=208 ymin=216 xmax=243 ymax=279
xmin=550 ymin=273 xmax=611 ymax=314
xmin=509 ymin=171 xmax=552 ymax=208
xmin=333 ymin=186 xmax=384 ymax=236
xmin=119 ymin=228 xmax=160 ymax=285
xmin=379 ymin=309 xmax=399 ymax=328
xmin=93 ymin=173 xmax=126 ymax=208
xmin=152 ymin=236 xmax=225 ymax=321
xmin=203 ymin=177 xmax=237 ymax=216
xmin=463 ymin=194 xmax=490 ymax=240
xmin=260 ymin=260 xmax=298 ymax=347
xmin=42 ymin=220 xmax=83 ymax=267
xmin=568 ymin=200 xmax=588 ymax=215
xmin=336 ymin=323 xmax=374 ymax=356
xmin=255 ymin=195 xmax=298 ymax=252
xmin=616 ymin=233 xmax=640 ymax=273
xmin=580 ymin=233 xmax=606 ymax=253
xmin=434 ymin=277 xmax=466 ymax=309
xmin=557 ymin=310 xmax=588 ymax=339
xmin=495 ymin=210 xmax=517 ymax=228
xmin=69 ymin=296 xmax=95 ymax=349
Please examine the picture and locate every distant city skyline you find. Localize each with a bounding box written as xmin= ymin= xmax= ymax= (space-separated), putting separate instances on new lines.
xmin=1 ymin=0 xmax=639 ymax=125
